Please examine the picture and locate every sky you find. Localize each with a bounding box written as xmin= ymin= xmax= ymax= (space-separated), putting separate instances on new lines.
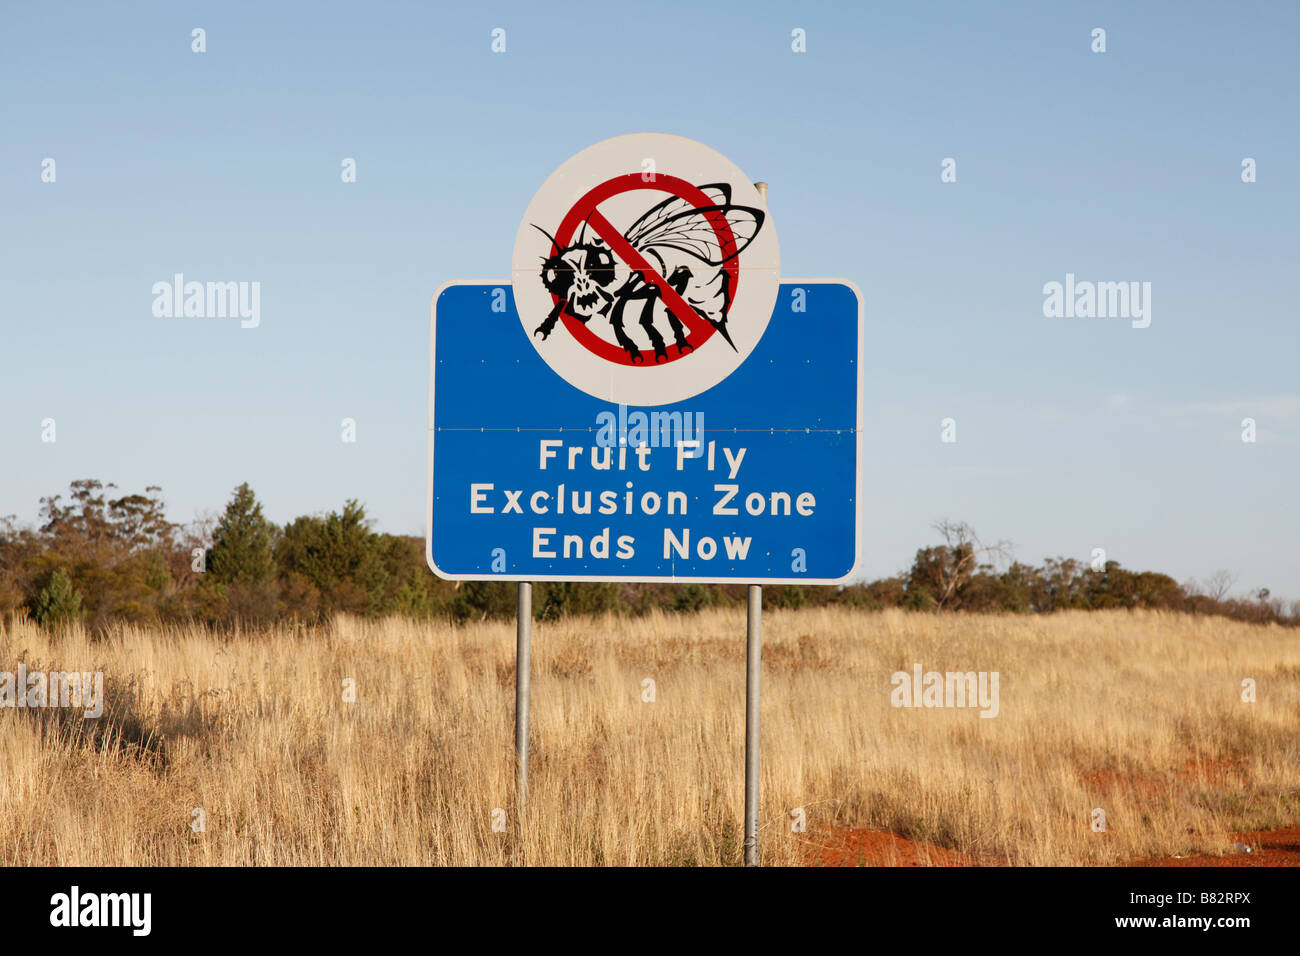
xmin=2 ymin=1 xmax=1297 ymax=599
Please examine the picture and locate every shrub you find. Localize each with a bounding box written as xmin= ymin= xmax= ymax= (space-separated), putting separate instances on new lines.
xmin=35 ymin=568 xmax=84 ymax=628
xmin=673 ymin=583 xmax=714 ymax=613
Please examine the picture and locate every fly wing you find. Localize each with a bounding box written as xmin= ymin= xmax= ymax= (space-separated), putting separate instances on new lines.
xmin=623 ymin=184 xmax=732 ymax=249
xmin=628 ymin=205 xmax=765 ymax=266
xmin=624 ymin=183 xmax=767 ymax=266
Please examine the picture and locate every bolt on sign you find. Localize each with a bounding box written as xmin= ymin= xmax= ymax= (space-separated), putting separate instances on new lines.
xmin=427 ymin=133 xmax=863 ymax=583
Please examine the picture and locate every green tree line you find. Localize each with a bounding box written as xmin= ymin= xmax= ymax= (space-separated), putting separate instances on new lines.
xmin=0 ymin=481 xmax=1293 ymax=630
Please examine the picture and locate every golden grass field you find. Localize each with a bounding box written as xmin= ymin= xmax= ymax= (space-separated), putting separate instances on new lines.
xmin=2 ymin=608 xmax=1298 ymax=866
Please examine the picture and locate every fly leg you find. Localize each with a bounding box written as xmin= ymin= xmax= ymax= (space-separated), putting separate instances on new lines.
xmin=661 ymin=309 xmax=691 ymax=355
xmin=637 ymin=286 xmax=669 ymax=363
xmin=664 ymin=266 xmax=695 ymax=354
xmin=534 ymin=298 xmax=567 ymax=340
xmin=609 ymin=286 xmax=643 ymax=363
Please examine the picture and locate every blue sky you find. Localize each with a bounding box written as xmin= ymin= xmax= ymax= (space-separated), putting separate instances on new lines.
xmin=2 ymin=1 xmax=1297 ymax=598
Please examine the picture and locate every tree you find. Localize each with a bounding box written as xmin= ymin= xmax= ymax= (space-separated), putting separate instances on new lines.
xmin=209 ymin=483 xmax=275 ymax=587
xmin=995 ymin=562 xmax=1038 ymax=612
xmin=27 ymin=479 xmax=187 ymax=628
xmin=35 ymin=568 xmax=84 ymax=628
xmin=107 ymin=486 xmax=174 ymax=552
xmin=0 ymin=515 xmax=37 ymax=620
xmin=39 ymin=479 xmax=114 ymax=543
xmin=1202 ymin=569 xmax=1238 ymax=602
xmin=907 ymin=520 xmax=1012 ymax=610
xmin=275 ymin=500 xmax=390 ymax=616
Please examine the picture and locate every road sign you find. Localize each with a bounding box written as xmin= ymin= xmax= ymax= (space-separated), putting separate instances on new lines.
xmin=511 ymin=133 xmax=781 ymax=407
xmin=430 ymin=134 xmax=865 ymax=867
xmin=427 ymin=276 xmax=863 ymax=584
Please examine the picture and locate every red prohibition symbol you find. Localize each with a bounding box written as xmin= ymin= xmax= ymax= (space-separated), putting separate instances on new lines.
xmin=543 ymin=173 xmax=742 ymax=367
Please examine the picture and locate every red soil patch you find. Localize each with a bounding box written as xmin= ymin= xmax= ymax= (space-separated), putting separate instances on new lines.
xmin=805 ymin=761 xmax=1289 ymax=867
xmin=1077 ymin=759 xmax=1247 ymax=800
xmin=801 ymin=827 xmax=983 ymax=867
xmin=1076 ymin=760 xmax=1300 ymax=865
xmin=1128 ymin=827 xmax=1300 ymax=867
xmin=803 ymin=824 xmax=1300 ymax=867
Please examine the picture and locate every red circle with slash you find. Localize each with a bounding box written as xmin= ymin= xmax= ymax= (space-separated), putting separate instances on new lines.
xmin=545 ymin=174 xmax=739 ymax=366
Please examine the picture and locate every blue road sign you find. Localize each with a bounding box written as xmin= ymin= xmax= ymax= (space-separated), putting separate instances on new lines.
xmin=426 ymin=279 xmax=862 ymax=583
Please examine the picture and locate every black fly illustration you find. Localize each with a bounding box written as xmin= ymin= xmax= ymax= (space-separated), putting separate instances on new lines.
xmin=531 ymin=184 xmax=765 ymax=363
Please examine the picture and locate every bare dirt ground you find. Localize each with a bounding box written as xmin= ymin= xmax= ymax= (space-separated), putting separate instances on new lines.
xmin=1127 ymin=827 xmax=1300 ymax=867
xmin=801 ymin=826 xmax=984 ymax=866
xmin=803 ymin=825 xmax=1300 ymax=866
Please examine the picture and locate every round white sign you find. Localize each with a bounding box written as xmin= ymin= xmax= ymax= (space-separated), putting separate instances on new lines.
xmin=511 ymin=133 xmax=780 ymax=407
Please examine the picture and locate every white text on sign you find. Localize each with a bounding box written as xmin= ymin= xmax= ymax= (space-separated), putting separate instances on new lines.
xmin=466 ymin=439 xmax=819 ymax=563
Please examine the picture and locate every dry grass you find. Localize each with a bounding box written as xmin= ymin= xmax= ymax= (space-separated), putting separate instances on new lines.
xmin=2 ymin=608 xmax=1298 ymax=865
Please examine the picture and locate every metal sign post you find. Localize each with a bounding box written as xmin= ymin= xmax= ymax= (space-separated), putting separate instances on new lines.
xmin=744 ymin=583 xmax=762 ymax=866
xmin=515 ymin=581 xmax=532 ymax=822
xmin=743 ymin=181 xmax=768 ymax=868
